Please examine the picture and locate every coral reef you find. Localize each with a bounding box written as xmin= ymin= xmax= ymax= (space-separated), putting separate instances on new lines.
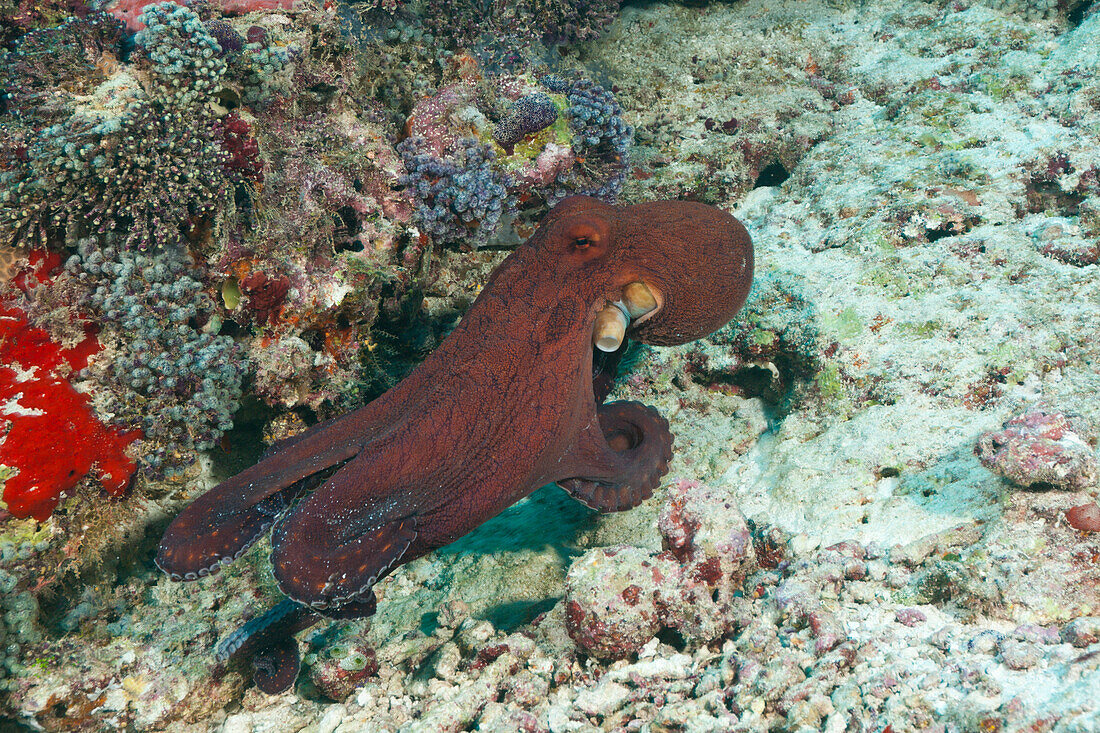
xmin=4 ymin=0 xmax=1100 ymax=730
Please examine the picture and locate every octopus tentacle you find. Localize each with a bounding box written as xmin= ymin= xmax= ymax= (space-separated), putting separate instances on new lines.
xmin=215 ymin=594 xmax=379 ymax=695
xmin=557 ymin=401 xmax=674 ymax=512
xmin=269 ymin=451 xmax=421 ymax=610
xmin=156 ymin=428 xmax=365 ymax=581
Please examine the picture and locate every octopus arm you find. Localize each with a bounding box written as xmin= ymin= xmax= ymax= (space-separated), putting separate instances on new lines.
xmin=156 ymin=417 xmax=369 ymax=581
xmin=556 ymin=401 xmax=673 ymax=512
xmin=268 ymin=449 xmax=424 ymax=610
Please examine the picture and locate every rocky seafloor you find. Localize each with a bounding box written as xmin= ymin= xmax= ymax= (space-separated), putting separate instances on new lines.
xmin=3 ymin=0 xmax=1100 ymax=731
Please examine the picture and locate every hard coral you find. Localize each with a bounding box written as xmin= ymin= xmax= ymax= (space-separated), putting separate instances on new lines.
xmin=69 ymin=236 xmax=245 ymax=474
xmin=0 ymin=3 xmax=240 ymax=251
xmin=0 ymin=12 xmax=123 ymax=127
xmin=1 ymin=0 xmax=91 ymax=44
xmin=398 ymin=136 xmax=511 ymax=248
xmin=133 ymin=2 xmax=225 ymax=102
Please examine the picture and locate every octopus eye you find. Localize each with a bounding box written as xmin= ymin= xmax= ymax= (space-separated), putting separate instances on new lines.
xmin=563 ymin=219 xmax=607 ymax=255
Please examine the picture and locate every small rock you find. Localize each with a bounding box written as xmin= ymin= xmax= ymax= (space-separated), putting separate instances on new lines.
xmin=895 ymin=608 xmax=926 ymax=626
xmin=998 ymin=640 xmax=1040 ymax=670
xmin=967 ymin=630 xmax=1004 ymax=654
xmin=1062 ymin=617 xmax=1100 ymax=648
xmin=976 ymin=409 xmax=1098 ymax=492
xmin=563 ymin=546 xmax=677 ymax=660
xmin=574 ymin=680 xmax=630 ymax=717
xmin=1012 ymin=623 xmax=1061 ymax=645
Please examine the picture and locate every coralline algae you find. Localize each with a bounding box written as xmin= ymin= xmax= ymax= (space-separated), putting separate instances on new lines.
xmin=3 ymin=0 xmax=1100 ymax=731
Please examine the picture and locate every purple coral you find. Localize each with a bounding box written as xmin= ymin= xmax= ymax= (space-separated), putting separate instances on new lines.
xmin=492 ymin=92 xmax=558 ymax=152
xmin=975 ymin=409 xmax=1099 ymax=492
xmin=398 ymin=137 xmax=512 ymax=248
xmin=204 ymin=18 xmax=243 ymax=56
xmin=545 ymin=78 xmax=632 ymax=204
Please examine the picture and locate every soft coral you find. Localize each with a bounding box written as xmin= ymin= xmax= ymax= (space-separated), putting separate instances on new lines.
xmin=0 ymin=253 xmax=140 ymax=521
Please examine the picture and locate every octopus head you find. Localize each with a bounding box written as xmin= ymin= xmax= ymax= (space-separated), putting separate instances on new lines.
xmin=537 ymin=196 xmax=754 ymax=351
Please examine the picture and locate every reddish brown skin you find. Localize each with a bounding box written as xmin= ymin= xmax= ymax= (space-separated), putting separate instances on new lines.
xmin=156 ymin=195 xmax=753 ymax=690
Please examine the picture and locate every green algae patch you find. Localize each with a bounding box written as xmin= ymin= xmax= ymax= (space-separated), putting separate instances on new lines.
xmin=814 ymin=361 xmax=847 ymax=402
xmin=896 ymin=319 xmax=945 ymax=339
xmin=823 ymin=308 xmax=863 ymax=340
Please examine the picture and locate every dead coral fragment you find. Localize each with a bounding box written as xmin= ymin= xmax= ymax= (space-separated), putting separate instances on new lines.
xmin=563 ymin=481 xmax=757 ymax=659
xmin=564 ymin=546 xmax=676 ymax=660
xmin=976 ymin=409 xmax=1099 ymax=492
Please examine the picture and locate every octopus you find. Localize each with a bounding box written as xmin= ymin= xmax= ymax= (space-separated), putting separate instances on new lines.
xmin=156 ymin=195 xmax=754 ymax=693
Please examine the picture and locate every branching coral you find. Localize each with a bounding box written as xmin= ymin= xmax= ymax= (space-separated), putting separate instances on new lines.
xmin=0 ymin=12 xmax=123 ymax=126
xmin=68 ymin=236 xmax=245 ymax=474
xmin=132 ymin=2 xmax=225 ymax=103
xmin=0 ymin=0 xmax=91 ymax=45
xmin=398 ymin=136 xmax=511 ymax=248
xmin=3 ymin=103 xmax=240 ymax=250
xmin=0 ymin=3 xmax=241 ymax=250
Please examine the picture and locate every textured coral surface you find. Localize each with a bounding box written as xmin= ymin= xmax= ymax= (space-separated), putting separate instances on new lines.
xmin=3 ymin=0 xmax=1100 ymax=731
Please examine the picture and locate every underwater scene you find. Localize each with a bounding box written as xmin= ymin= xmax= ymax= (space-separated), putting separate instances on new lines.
xmin=2 ymin=0 xmax=1100 ymax=730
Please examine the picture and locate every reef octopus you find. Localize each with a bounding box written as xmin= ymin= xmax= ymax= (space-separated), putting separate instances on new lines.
xmin=156 ymin=195 xmax=754 ymax=693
